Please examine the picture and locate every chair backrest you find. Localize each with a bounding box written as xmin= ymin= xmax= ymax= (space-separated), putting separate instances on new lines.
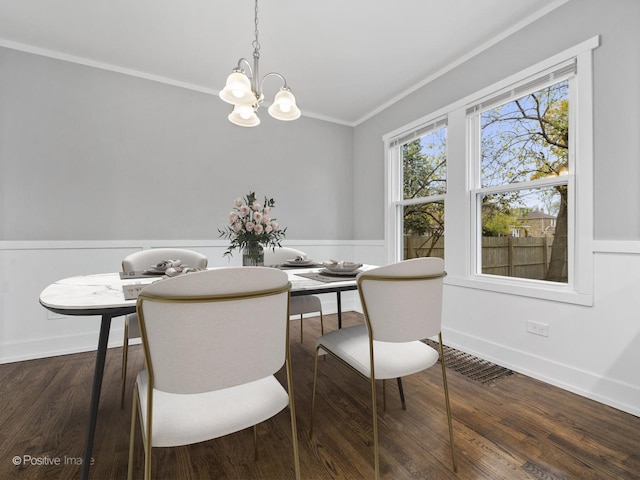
xmin=122 ymin=248 xmax=208 ymax=273
xmin=357 ymin=257 xmax=446 ymax=343
xmin=264 ymin=247 xmax=308 ymax=266
xmin=136 ymin=267 xmax=290 ymax=395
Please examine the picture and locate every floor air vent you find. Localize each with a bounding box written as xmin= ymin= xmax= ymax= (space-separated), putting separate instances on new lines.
xmin=424 ymin=339 xmax=514 ymax=384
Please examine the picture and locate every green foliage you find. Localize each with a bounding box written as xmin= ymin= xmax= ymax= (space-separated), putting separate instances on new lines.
xmin=402 ymin=134 xmax=446 ymax=238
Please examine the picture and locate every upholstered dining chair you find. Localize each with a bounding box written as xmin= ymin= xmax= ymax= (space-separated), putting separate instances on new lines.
xmin=127 ymin=267 xmax=300 ymax=480
xmin=310 ymin=257 xmax=457 ymax=479
xmin=264 ymin=247 xmax=324 ymax=343
xmin=120 ymin=248 xmax=208 ymax=408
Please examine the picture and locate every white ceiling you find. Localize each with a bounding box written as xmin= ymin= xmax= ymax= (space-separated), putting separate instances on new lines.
xmin=0 ymin=0 xmax=566 ymax=125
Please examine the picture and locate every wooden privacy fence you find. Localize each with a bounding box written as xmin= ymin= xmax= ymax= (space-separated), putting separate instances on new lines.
xmin=404 ymin=234 xmax=566 ymax=281
xmin=481 ymin=236 xmax=553 ymax=279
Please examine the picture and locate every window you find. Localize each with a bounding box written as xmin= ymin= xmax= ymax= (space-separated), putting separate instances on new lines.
xmin=469 ymin=70 xmax=572 ymax=284
xmin=385 ymin=37 xmax=597 ymax=305
xmin=388 ymin=120 xmax=447 ymax=261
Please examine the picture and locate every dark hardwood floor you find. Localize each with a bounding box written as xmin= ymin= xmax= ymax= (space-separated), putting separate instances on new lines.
xmin=1 ymin=312 xmax=639 ymax=479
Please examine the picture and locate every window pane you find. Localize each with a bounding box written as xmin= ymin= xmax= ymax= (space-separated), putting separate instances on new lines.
xmin=403 ymin=202 xmax=444 ymax=260
xmin=481 ymin=80 xmax=569 ymax=188
xmin=402 ymin=127 xmax=446 ymax=200
xmin=480 ymin=186 xmax=567 ymax=283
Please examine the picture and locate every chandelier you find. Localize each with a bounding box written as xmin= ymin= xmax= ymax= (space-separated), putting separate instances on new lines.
xmin=219 ymin=0 xmax=301 ymax=127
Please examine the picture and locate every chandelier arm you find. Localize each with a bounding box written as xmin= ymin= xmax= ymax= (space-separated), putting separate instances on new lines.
xmin=259 ymin=72 xmax=289 ymax=94
xmin=235 ymin=58 xmax=254 ymax=79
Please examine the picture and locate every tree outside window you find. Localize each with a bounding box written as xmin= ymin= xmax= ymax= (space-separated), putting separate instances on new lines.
xmin=401 ymin=127 xmax=446 ymax=259
xmin=478 ymin=80 xmax=569 ymax=283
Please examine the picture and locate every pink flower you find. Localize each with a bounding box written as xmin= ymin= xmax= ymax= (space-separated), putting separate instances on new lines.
xmin=220 ymin=193 xmax=286 ymax=259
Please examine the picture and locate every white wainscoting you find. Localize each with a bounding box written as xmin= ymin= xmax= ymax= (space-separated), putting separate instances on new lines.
xmin=0 ymin=239 xmax=385 ymax=364
xmin=441 ymin=241 xmax=640 ymax=417
xmin=2 ymin=239 xmax=639 ymax=417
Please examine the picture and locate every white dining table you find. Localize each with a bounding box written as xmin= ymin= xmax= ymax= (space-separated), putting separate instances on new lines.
xmin=39 ymin=265 xmax=373 ymax=480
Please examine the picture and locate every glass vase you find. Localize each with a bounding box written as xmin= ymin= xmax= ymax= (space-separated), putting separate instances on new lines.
xmin=242 ymin=242 xmax=264 ymax=266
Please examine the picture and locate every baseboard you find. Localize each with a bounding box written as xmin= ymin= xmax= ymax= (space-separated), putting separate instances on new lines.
xmin=0 ymin=329 xmax=129 ymax=364
xmin=443 ymin=327 xmax=640 ymax=417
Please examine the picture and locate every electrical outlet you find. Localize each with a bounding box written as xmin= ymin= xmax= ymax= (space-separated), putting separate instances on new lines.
xmin=527 ymin=320 xmax=549 ymax=337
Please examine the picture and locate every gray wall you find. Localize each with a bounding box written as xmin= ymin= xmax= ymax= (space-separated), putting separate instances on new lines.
xmin=0 ymin=47 xmax=354 ymax=241
xmin=6 ymin=0 xmax=636 ymax=243
xmin=352 ymin=0 xmax=640 ymax=241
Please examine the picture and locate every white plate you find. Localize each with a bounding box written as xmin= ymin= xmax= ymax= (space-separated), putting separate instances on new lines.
xmin=322 ymin=262 xmax=363 ymax=273
xmin=283 ymin=259 xmax=315 ymax=267
xmin=319 ymin=268 xmax=362 ymax=276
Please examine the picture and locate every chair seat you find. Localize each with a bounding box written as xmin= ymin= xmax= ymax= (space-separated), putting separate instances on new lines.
xmin=137 ymin=370 xmax=289 ymax=448
xmin=289 ymin=295 xmax=322 ymax=316
xmin=317 ymin=325 xmax=439 ymax=380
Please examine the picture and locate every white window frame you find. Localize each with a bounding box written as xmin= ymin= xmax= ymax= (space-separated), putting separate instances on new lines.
xmin=384 ymin=117 xmax=448 ymax=263
xmin=469 ymin=61 xmax=574 ymax=286
xmin=384 ymin=36 xmax=598 ymax=306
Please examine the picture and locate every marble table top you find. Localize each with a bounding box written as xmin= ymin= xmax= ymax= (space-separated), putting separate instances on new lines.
xmin=39 ymin=272 xmax=160 ymax=314
xmin=39 ymin=266 xmax=377 ymax=315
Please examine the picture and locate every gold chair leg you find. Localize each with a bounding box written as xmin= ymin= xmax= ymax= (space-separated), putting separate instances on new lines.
xmin=438 ymin=333 xmax=458 ymax=473
xmin=382 ymin=379 xmax=386 ymax=411
xmin=310 ymin=348 xmax=320 ymax=436
xmin=253 ymin=425 xmax=258 ymax=460
xmin=127 ymin=385 xmax=138 ymax=480
xmin=144 ymin=440 xmax=151 ymax=480
xmin=284 ymin=354 xmax=301 ymax=480
xmin=143 ymin=395 xmax=152 ymax=480
xmin=121 ymin=323 xmax=129 ymax=409
xmin=371 ymin=376 xmax=380 ymax=480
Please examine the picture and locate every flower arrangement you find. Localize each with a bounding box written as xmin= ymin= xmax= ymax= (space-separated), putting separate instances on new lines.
xmin=219 ymin=191 xmax=287 ymax=260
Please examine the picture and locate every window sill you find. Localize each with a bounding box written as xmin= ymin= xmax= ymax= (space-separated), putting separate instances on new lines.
xmin=444 ymin=274 xmax=593 ymax=306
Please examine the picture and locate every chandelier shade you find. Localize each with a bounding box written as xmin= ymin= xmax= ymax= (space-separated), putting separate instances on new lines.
xmin=219 ymin=70 xmax=257 ymax=106
xmin=268 ymin=88 xmax=301 ymax=121
xmin=219 ymin=0 xmax=300 ymax=127
xmin=228 ymin=105 xmax=260 ymax=127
